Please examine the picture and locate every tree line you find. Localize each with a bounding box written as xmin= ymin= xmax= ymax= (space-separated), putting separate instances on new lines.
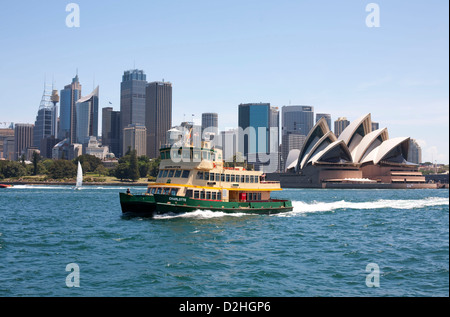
xmin=0 ymin=150 xmax=160 ymax=182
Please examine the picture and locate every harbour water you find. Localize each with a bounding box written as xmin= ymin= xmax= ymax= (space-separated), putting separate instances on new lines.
xmin=0 ymin=186 xmax=448 ymax=297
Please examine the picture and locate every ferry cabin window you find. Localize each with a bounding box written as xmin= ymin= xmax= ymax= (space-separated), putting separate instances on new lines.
xmin=226 ymin=174 xmax=230 ymax=182
xmin=204 ymin=172 xmax=209 ymax=180
xmin=194 ymin=191 xmax=200 ymax=199
xmin=230 ymin=174 xmax=235 ymax=182
xmin=241 ymin=175 xmax=245 ymax=183
xmin=200 ymin=191 xmax=205 ymax=199
xmin=193 ymin=150 xmax=201 ymax=161
xmin=211 ymin=192 xmax=217 ymax=200
xmin=163 ymin=170 xmax=168 ymax=178
xmin=168 ymin=170 xmax=174 ymax=178
xmin=217 ymin=192 xmax=222 ymax=200
xmin=147 ymin=188 xmax=151 ymax=194
xmin=245 ymin=175 xmax=250 ymax=183
xmin=221 ymin=174 xmax=225 ymax=182
xmin=175 ymin=170 xmax=182 ymax=178
xmin=170 ymin=188 xmax=178 ymax=196
xmin=163 ymin=188 xmax=170 ymax=195
xmin=215 ymin=173 xmax=220 ymax=181
xmin=206 ymin=192 xmax=211 ymax=200
xmin=257 ymin=193 xmax=261 ymax=201
xmin=156 ymin=188 xmax=162 ymax=194
xmin=182 ymin=149 xmax=190 ymax=160
xmin=171 ymin=149 xmax=181 ymax=160
xmin=158 ymin=170 xmax=163 ymax=178
xmin=196 ymin=171 xmax=204 ymax=180
xmin=151 ymin=188 xmax=156 ymax=194
xmin=182 ymin=170 xmax=190 ymax=178
xmin=250 ymin=175 xmax=254 ymax=183
xmin=186 ymin=189 xmax=193 ymax=198
xmin=210 ymin=173 xmax=215 ymax=181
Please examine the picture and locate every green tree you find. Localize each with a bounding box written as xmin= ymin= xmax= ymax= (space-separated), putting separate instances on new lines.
xmin=32 ymin=151 xmax=40 ymax=176
xmin=0 ymin=161 xmax=27 ymax=179
xmin=74 ymin=154 xmax=102 ymax=173
xmin=48 ymin=160 xmax=77 ymax=179
xmin=114 ymin=163 xmax=129 ymax=181
xmin=129 ymin=150 xmax=140 ymax=181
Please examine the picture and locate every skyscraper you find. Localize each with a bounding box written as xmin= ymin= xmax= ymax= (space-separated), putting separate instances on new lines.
xmin=408 ymin=139 xmax=422 ymax=164
xmin=120 ymin=69 xmax=147 ymax=156
xmin=201 ymin=112 xmax=218 ymax=140
xmin=281 ymin=105 xmax=314 ymax=137
xmin=145 ymin=81 xmax=172 ymax=158
xmin=14 ymin=123 xmax=34 ymax=160
xmin=123 ymin=124 xmax=147 ymax=157
xmin=316 ymin=113 xmax=332 ymax=131
xmin=75 ymin=86 xmax=99 ymax=145
xmin=281 ymin=105 xmax=314 ymax=169
xmin=34 ymin=85 xmax=58 ymax=150
xmin=102 ymin=107 xmax=121 ymax=157
xmin=334 ymin=117 xmax=350 ymax=137
xmin=59 ymin=74 xmax=82 ymax=143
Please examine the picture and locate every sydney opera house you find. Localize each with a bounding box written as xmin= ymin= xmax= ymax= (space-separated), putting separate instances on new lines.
xmin=278 ymin=113 xmax=435 ymax=188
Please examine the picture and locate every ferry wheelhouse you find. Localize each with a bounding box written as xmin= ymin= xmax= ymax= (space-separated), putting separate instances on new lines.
xmin=119 ymin=142 xmax=292 ymax=216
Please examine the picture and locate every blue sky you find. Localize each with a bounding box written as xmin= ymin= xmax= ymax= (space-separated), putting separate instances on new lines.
xmin=0 ymin=0 xmax=448 ymax=163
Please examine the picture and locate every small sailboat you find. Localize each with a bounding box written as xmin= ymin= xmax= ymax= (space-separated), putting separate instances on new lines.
xmin=74 ymin=161 xmax=83 ymax=190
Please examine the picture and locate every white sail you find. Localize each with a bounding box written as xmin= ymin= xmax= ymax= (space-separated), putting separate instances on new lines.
xmin=75 ymin=161 xmax=83 ymax=189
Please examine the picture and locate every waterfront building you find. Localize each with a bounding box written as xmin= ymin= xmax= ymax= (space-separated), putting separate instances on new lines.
xmin=120 ymin=69 xmax=147 ymax=157
xmin=282 ymin=113 xmax=427 ymax=188
xmin=14 ymin=123 xmax=34 ymax=160
xmin=123 ymin=124 xmax=147 ymax=157
xmin=145 ymin=81 xmax=172 ymax=159
xmin=102 ymin=107 xmax=121 ymax=157
xmin=59 ymin=74 xmax=82 ymax=143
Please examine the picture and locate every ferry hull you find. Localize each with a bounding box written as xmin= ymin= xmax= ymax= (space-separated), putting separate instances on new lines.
xmin=119 ymin=193 xmax=157 ymax=215
xmin=119 ymin=193 xmax=293 ymax=216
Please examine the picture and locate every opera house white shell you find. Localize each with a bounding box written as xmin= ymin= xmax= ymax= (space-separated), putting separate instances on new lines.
xmin=283 ymin=113 xmax=429 ymax=188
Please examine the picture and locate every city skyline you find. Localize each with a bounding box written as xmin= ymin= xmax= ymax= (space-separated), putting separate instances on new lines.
xmin=0 ymin=1 xmax=448 ymax=163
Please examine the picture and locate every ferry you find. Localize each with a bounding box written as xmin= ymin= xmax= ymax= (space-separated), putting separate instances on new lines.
xmin=119 ymin=141 xmax=292 ymax=216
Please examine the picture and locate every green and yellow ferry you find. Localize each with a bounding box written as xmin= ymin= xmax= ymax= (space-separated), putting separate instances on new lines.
xmin=119 ymin=142 xmax=292 ymax=216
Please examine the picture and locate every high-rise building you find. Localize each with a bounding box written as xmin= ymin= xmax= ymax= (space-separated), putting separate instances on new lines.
xmin=280 ymin=106 xmax=314 ymax=169
xmin=220 ymin=129 xmax=238 ymax=162
xmin=238 ymin=103 xmax=279 ymax=172
xmin=102 ymin=107 xmax=121 ymax=157
xmin=59 ymin=74 xmax=82 ymax=142
xmin=34 ymin=85 xmax=59 ymax=150
xmin=75 ymin=86 xmax=99 ymax=145
xmin=372 ymin=122 xmax=379 ymax=131
xmin=145 ymin=81 xmax=172 ymax=158
xmin=123 ymin=124 xmax=147 ymax=157
xmin=120 ymin=69 xmax=147 ymax=156
xmin=316 ymin=113 xmax=332 ymax=131
xmin=14 ymin=123 xmax=34 ymax=160
xmin=408 ymin=138 xmax=422 ymax=164
xmin=334 ymin=117 xmax=350 ymax=137
xmin=201 ymin=113 xmax=218 ymax=141
xmin=281 ymin=106 xmax=314 ymax=137
xmin=0 ymin=128 xmax=14 ymax=160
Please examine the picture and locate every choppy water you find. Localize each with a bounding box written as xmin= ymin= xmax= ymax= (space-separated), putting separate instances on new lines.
xmin=0 ymin=186 xmax=448 ymax=297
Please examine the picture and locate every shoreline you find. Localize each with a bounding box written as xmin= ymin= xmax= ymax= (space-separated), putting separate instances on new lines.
xmin=1 ymin=181 xmax=150 ymax=187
